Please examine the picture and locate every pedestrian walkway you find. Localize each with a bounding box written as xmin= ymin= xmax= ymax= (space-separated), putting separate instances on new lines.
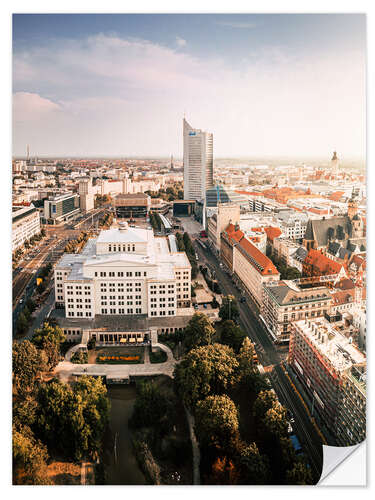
xmin=55 ymin=342 xmax=176 ymax=382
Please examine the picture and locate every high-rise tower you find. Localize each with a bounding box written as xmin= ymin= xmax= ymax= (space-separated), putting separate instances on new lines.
xmin=183 ymin=118 xmax=213 ymax=200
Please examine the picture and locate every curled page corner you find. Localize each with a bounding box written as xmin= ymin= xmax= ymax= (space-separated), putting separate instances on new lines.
xmin=318 ymin=441 xmax=366 ymax=485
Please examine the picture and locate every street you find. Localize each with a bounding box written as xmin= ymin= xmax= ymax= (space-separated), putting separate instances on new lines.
xmin=193 ymin=238 xmax=324 ymax=481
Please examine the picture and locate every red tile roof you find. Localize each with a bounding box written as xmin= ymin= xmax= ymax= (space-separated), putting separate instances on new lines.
xmin=304 ymin=249 xmax=343 ymax=275
xmin=237 ymin=236 xmax=279 ymax=276
xmin=264 ymin=226 xmax=282 ymax=243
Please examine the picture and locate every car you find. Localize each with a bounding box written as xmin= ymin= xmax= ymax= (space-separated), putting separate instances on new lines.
xmin=240 ymin=297 xmax=246 ymax=303
xmin=19 ymin=298 xmax=23 ymax=304
xmin=193 ymin=304 xmax=199 ymax=309
xmin=203 ymin=303 xmax=207 ymax=309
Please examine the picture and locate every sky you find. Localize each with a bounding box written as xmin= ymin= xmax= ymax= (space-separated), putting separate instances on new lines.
xmin=12 ymin=14 xmax=366 ymax=159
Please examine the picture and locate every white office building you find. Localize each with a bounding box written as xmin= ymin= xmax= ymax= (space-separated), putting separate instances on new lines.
xmin=183 ymin=118 xmax=213 ymax=201
xmin=54 ymin=222 xmax=192 ymax=319
xmin=12 ymin=204 xmax=41 ymax=251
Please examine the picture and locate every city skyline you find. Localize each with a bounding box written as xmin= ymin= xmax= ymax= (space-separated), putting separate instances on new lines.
xmin=13 ymin=14 xmax=366 ymax=158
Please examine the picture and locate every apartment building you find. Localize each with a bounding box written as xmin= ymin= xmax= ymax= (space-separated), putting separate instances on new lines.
xmin=12 ymin=204 xmax=41 ymax=251
xmin=224 ymin=225 xmax=280 ymax=308
xmin=261 ymin=280 xmax=332 ymax=343
xmin=54 ymin=222 xmax=191 ymax=319
xmin=289 ymin=318 xmax=366 ymax=446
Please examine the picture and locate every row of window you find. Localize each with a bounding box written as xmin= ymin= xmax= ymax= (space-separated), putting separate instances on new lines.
xmin=96 ymin=271 xmax=146 ymax=277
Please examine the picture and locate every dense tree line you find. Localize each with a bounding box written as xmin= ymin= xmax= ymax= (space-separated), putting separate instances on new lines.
xmin=172 ymin=312 xmax=313 ymax=485
xmin=12 ymin=323 xmax=110 ymax=484
xmin=64 ymin=231 xmax=89 ymax=253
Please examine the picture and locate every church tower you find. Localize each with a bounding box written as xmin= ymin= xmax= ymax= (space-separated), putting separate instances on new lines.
xmin=331 ymin=151 xmax=339 ymax=176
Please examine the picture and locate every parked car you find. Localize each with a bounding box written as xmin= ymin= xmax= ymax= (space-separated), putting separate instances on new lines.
xmin=203 ymin=303 xmax=207 ymax=309
xmin=240 ymin=296 xmax=246 ymax=303
xmin=193 ymin=303 xmax=199 ymax=310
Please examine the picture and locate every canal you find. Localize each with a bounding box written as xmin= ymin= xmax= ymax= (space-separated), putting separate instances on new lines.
xmin=104 ymin=384 xmax=147 ymax=485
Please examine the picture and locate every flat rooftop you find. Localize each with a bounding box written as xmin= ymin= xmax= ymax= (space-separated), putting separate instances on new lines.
xmin=295 ymin=318 xmax=366 ymax=372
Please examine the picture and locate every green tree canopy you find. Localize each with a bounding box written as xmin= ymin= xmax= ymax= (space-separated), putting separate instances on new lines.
xmin=263 ymin=403 xmax=289 ymax=439
xmin=129 ymin=380 xmax=175 ymax=433
xmin=36 ymin=376 xmax=110 ymax=461
xmin=219 ymin=295 xmax=240 ymax=322
xmin=174 ymin=343 xmax=239 ymax=409
xmin=13 ymin=425 xmax=51 ymax=485
xmin=32 ymin=322 xmax=65 ymax=349
xmin=195 ymin=394 xmax=239 ymax=449
xmin=184 ymin=312 xmax=215 ymax=351
xmin=253 ymin=390 xmax=277 ymax=421
xmin=286 ymin=462 xmax=314 ymax=485
xmin=238 ymin=442 xmax=271 ymax=485
xmin=220 ymin=320 xmax=246 ymax=353
xmin=237 ymin=337 xmax=256 ymax=378
xmin=13 ymin=340 xmax=42 ymax=394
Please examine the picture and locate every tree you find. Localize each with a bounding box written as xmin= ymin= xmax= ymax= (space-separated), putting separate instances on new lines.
xmin=13 ymin=395 xmax=38 ymax=428
xmin=174 ymin=343 xmax=239 ymax=409
xmin=209 ymin=456 xmax=240 ymax=485
xmin=220 ymin=320 xmax=246 ymax=353
xmin=13 ymin=425 xmax=51 ymax=485
xmin=12 ymin=341 xmax=42 ymax=394
xmin=263 ymin=403 xmax=289 ymax=439
xmin=36 ymin=376 xmax=110 ymax=461
xmin=286 ymin=462 xmax=314 ymax=485
xmin=219 ymin=295 xmax=240 ymax=322
xmin=253 ymin=390 xmax=277 ymax=422
xmin=129 ymin=380 xmax=174 ymax=432
xmin=40 ymin=338 xmax=60 ymax=370
xmin=195 ymin=394 xmax=239 ymax=450
xmin=15 ymin=312 xmax=29 ymax=336
xmin=237 ymin=337 xmax=256 ymax=378
xmin=238 ymin=442 xmax=270 ymax=485
xmin=183 ymin=312 xmax=215 ymax=351
xmin=32 ymin=322 xmax=65 ymax=349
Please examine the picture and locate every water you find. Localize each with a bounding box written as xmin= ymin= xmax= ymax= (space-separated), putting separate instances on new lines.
xmin=104 ymin=384 xmax=147 ymax=485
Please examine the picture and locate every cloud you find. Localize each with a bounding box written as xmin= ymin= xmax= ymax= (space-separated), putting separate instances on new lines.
xmin=215 ymin=21 xmax=258 ymax=29
xmin=176 ymin=36 xmax=187 ymax=47
xmin=12 ymin=34 xmax=365 ymax=158
xmin=13 ymin=92 xmax=61 ymax=122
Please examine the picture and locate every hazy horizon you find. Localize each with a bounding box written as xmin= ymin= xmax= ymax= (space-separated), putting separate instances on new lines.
xmin=13 ymin=14 xmax=366 ymax=159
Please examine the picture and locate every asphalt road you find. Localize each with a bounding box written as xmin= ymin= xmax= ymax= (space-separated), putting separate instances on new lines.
xmin=193 ymin=239 xmax=323 ymax=481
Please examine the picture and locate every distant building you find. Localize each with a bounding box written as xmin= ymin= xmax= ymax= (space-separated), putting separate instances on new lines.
xmin=183 ymin=118 xmax=213 ymax=201
xmin=289 ymin=318 xmax=366 ymax=446
xmin=113 ymin=193 xmax=151 ymax=218
xmin=78 ymin=177 xmax=94 ymax=212
xmin=303 ymin=196 xmax=365 ymax=252
xmin=43 ymin=192 xmax=80 ymax=224
xmin=172 ymin=200 xmax=195 ymax=217
xmin=12 ymin=204 xmax=41 ymax=251
xmin=207 ymin=203 xmax=240 ymax=252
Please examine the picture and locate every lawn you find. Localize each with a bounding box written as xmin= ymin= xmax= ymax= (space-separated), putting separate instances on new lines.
xmin=94 ymin=346 xmax=145 ymax=364
xmin=149 ymin=349 xmax=167 ymax=364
